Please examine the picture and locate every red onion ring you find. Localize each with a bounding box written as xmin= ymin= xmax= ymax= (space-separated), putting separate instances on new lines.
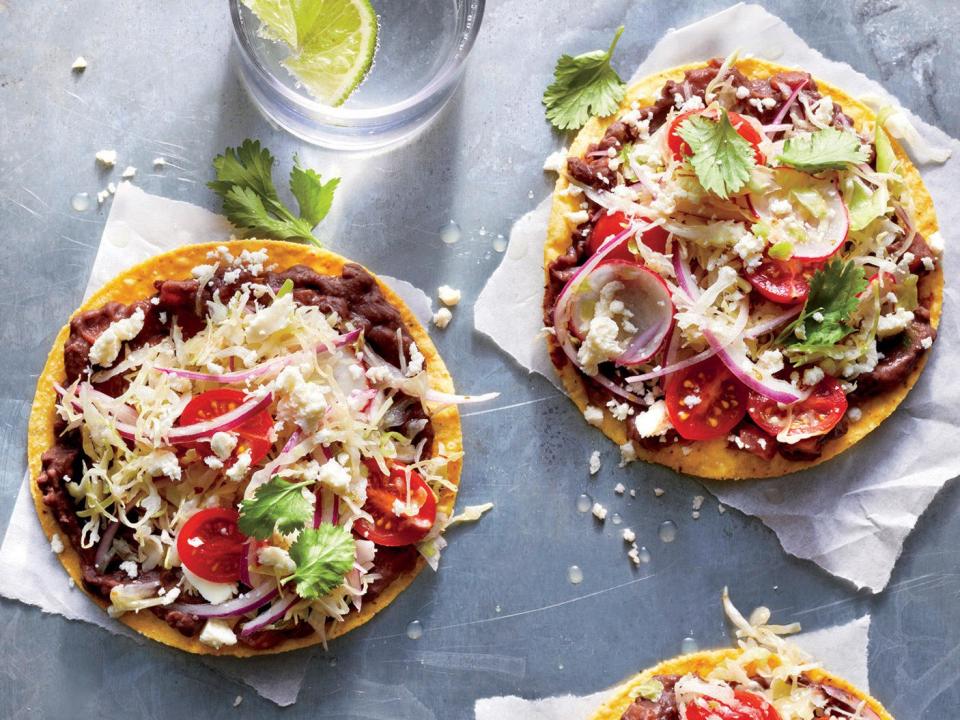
xmin=767 ymin=79 xmax=809 ymax=132
xmin=167 ymin=581 xmax=278 ymax=618
xmin=239 ymin=594 xmax=299 ymax=637
xmin=93 ymin=520 xmax=120 ymax=573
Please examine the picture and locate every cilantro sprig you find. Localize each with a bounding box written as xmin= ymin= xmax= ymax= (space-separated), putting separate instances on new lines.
xmin=542 ymin=26 xmax=627 ymax=131
xmin=778 ymin=259 xmax=868 ymax=359
xmin=238 ymin=476 xmax=312 ymax=539
xmin=777 ymin=128 xmax=869 ymax=173
xmin=209 ymin=139 xmax=339 ymax=246
xmin=287 ymin=525 xmax=356 ymax=600
xmin=677 ymin=110 xmax=756 ymax=199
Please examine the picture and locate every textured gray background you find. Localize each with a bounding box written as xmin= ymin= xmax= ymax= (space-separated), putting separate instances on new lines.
xmin=2 ymin=1 xmax=959 ymax=718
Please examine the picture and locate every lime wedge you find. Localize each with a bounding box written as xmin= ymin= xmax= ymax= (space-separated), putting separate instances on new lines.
xmin=243 ymin=0 xmax=378 ymax=107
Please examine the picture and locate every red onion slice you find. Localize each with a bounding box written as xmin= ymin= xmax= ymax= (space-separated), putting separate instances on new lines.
xmin=239 ymin=594 xmax=299 ymax=637
xmin=93 ymin=520 xmax=120 ymax=573
xmin=166 ymin=581 xmax=278 ymax=618
xmin=705 ymin=331 xmax=808 ymax=405
xmin=767 ymin=78 xmax=808 ymax=131
xmin=154 ymin=329 xmax=362 ymax=384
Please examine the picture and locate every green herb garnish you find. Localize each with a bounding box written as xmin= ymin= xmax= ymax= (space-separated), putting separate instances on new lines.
xmin=777 ymin=128 xmax=869 ymax=173
xmin=287 ymin=524 xmax=356 ymax=599
xmin=238 ymin=476 xmax=312 ymax=539
xmin=676 ymin=110 xmax=756 ymax=199
xmin=209 ymin=140 xmax=339 ymax=246
xmin=778 ymin=259 xmax=868 ymax=355
xmin=542 ymin=26 xmax=627 ymax=131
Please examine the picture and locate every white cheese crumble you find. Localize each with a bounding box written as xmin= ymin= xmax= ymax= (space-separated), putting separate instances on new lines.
xmin=121 ymin=166 xmax=137 ymax=179
xmin=258 ymin=546 xmax=296 ymax=575
xmin=119 ymin=560 xmax=139 ymax=579
xmin=225 ymin=451 xmax=252 ymax=482
xmin=433 ymin=307 xmax=453 ymax=328
xmin=95 ymin=149 xmax=117 ymax=168
xmin=614 ymin=482 xmax=625 ymax=495
xmin=565 ymin=209 xmax=590 ymax=225
xmin=153 ymin=157 xmax=167 ymax=168
xmin=618 ymin=441 xmax=637 ymax=467
xmin=316 ymin=458 xmax=351 ymax=492
xmin=543 ymin=149 xmax=568 ymax=173
xmin=583 ymin=405 xmax=604 ymax=427
xmin=921 ymin=336 xmax=933 ymax=350
xmin=589 ymin=450 xmax=601 ymax=475
xmin=692 ymin=495 xmax=705 ymax=511
xmin=606 ymin=399 xmax=634 ymax=421
xmin=88 ymin=308 xmax=145 ymax=367
xmin=72 ymin=56 xmax=88 ymax=71
xmin=802 ymin=366 xmax=825 ymax=387
xmin=877 ymin=308 xmax=914 ymax=338
xmin=577 ymin=282 xmax=628 ymax=375
xmin=847 ymin=407 xmax=863 ymax=422
xmin=199 ymin=619 xmax=238 ymax=649
xmin=735 ymin=85 xmax=750 ymax=100
xmin=406 ymin=342 xmax=425 ymax=377
xmin=142 ymin=449 xmax=182 ymax=481
xmin=591 ymin=502 xmax=608 ymax=521
xmin=622 ymin=528 xmax=636 ymax=543
xmin=654 ymin=487 xmax=665 ymax=497
xmin=50 ymin=533 xmax=64 ymax=554
xmin=437 ymin=285 xmax=461 ymax=306
xmin=928 ymin=230 xmax=944 ymax=255
xmin=210 ymin=432 xmax=238 ymax=461
xmin=633 ymin=400 xmax=672 ymax=438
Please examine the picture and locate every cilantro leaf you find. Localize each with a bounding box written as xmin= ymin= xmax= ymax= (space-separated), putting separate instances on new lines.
xmin=208 ymin=139 xmax=338 ymax=246
xmin=289 ymin=157 xmax=339 ymax=227
xmin=779 ymin=259 xmax=868 ymax=356
xmin=543 ymin=26 xmax=626 ymax=131
xmin=777 ymin=128 xmax=869 ymax=173
xmin=677 ymin=111 xmax=756 ymax=199
xmin=287 ymin=524 xmax=355 ymax=600
xmin=238 ymin=476 xmax=312 ymax=539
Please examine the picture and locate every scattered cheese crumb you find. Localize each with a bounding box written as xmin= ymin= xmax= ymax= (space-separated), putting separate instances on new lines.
xmin=199 ymin=619 xmax=238 ymax=649
xmin=591 ymin=502 xmax=608 ymax=521
xmin=433 ymin=307 xmax=453 ymax=328
xmin=618 ymin=441 xmax=637 ymax=467
xmin=71 ymin=56 xmax=88 ymax=72
xmin=543 ymin=148 xmax=568 ymax=173
xmin=614 ymin=482 xmax=625 ymax=495
xmin=121 ymin=166 xmax=137 ymax=179
xmin=50 ymin=533 xmax=64 ymax=554
xmin=233 ymin=696 xmax=243 ymax=708
xmin=95 ymin=149 xmax=117 ymax=168
xmin=437 ymin=285 xmax=462 ymax=306
xmin=622 ymin=528 xmax=636 ymax=543
xmin=153 ymin=157 xmax=167 ymax=168
xmin=921 ymin=336 xmax=933 ymax=350
xmin=629 ymin=489 xmax=636 ymax=498
xmin=119 ymin=560 xmax=139 ymax=579
xmin=627 ymin=546 xmax=641 ymax=565
xmin=654 ymin=487 xmax=665 ymax=497
xmin=718 ymin=504 xmax=726 ymax=514
xmin=691 ymin=511 xmax=701 ymax=520
xmin=589 ymin=450 xmax=601 ymax=475
xmin=583 ymin=405 xmax=604 ymax=427
xmin=847 ymin=407 xmax=863 ymax=422
xmin=692 ymin=495 xmax=704 ymax=511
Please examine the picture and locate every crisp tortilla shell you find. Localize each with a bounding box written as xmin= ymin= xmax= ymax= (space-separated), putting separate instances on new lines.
xmin=545 ymin=58 xmax=943 ymax=480
xmin=27 ymin=239 xmax=463 ymax=655
xmin=589 ymin=648 xmax=893 ymax=720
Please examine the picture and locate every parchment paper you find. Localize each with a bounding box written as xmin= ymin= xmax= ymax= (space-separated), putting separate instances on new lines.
xmin=0 ymin=183 xmax=433 ymax=706
xmin=474 ymin=614 xmax=871 ymax=720
xmin=475 ymin=3 xmax=960 ymax=593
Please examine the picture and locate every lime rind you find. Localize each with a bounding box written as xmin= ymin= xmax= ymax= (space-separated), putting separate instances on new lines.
xmin=244 ymin=0 xmax=379 ymax=107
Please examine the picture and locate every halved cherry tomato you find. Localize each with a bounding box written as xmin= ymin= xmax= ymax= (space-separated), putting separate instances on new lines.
xmin=587 ymin=211 xmax=670 ymax=260
xmin=179 ymin=388 xmax=274 ymax=466
xmin=354 ymin=463 xmax=437 ymax=547
xmin=668 ymin=110 xmax=766 ymax=164
xmin=747 ymin=257 xmax=812 ymax=305
xmin=176 ymin=507 xmax=247 ymax=583
xmin=747 ymin=376 xmax=847 ymax=442
xmin=664 ymin=356 xmax=748 ymax=441
xmin=685 ymin=689 xmax=782 ymax=720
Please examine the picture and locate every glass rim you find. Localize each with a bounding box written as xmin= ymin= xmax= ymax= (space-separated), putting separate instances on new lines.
xmin=229 ymin=0 xmax=485 ymax=122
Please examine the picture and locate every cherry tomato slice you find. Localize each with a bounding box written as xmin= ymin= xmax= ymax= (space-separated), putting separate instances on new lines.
xmin=587 ymin=211 xmax=670 ymax=260
xmin=747 ymin=257 xmax=812 ymax=305
xmin=668 ymin=110 xmax=766 ymax=164
xmin=176 ymin=507 xmax=247 ymax=583
xmin=747 ymin=376 xmax=848 ymax=441
xmin=179 ymin=388 xmax=274 ymax=466
xmin=664 ymin=356 xmax=748 ymax=441
xmin=354 ymin=464 xmax=437 ymax=547
xmin=685 ymin=689 xmax=782 ymax=720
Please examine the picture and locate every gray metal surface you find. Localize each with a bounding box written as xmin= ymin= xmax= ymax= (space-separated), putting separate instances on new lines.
xmin=1 ymin=1 xmax=959 ymax=718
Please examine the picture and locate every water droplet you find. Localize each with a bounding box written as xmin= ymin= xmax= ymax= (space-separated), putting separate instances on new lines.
xmin=492 ymin=235 xmax=508 ymax=253
xmin=567 ymin=565 xmax=583 ymax=585
xmin=681 ymin=636 xmax=699 ymax=654
xmin=440 ymin=220 xmax=461 ymax=245
xmin=478 ymin=226 xmax=488 ymax=237
xmin=763 ymin=486 xmax=785 ymax=504
xmin=611 ymin=512 xmax=623 ymax=525
xmin=494 ymin=604 xmax=502 ymax=614
xmin=406 ymin=620 xmax=423 ymax=640
xmin=658 ymin=520 xmax=677 ymax=543
xmin=71 ymin=192 xmax=91 ymax=212
xmin=328 ymin=657 xmax=338 ymax=667
xmin=527 ymin=189 xmax=535 ymax=199
xmin=576 ymin=494 xmax=592 ymax=513
xmin=637 ymin=546 xmax=651 ymax=563
xmin=558 ymin=663 xmax=564 ymax=670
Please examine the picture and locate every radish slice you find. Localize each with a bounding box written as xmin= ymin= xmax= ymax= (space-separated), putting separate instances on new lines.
xmin=750 ymin=167 xmax=849 ymax=261
xmin=167 ymin=581 xmax=278 ymax=618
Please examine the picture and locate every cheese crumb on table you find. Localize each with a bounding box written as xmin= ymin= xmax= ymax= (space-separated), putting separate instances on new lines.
xmin=95 ymin=149 xmax=117 ymax=168
xmin=614 ymin=482 xmax=625 ymax=495
xmin=433 ymin=307 xmax=453 ymax=329
xmin=437 ymin=285 xmax=461 ymax=306
xmin=622 ymin=528 xmax=636 ymax=543
xmin=121 ymin=166 xmax=137 ymax=179
xmin=654 ymin=487 xmax=665 ymax=497
xmin=153 ymin=157 xmax=167 ymax=168
xmin=233 ymin=696 xmax=243 ymax=708
xmin=50 ymin=533 xmax=64 ymax=554
xmin=692 ymin=495 xmax=704 ymax=511
xmin=591 ymin=502 xmax=608 ymax=521
xmin=588 ymin=450 xmax=601 ymax=475
xmin=71 ymin=56 xmax=88 ymax=72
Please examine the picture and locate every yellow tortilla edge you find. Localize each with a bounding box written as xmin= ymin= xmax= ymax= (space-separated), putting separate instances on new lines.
xmin=27 ymin=239 xmax=463 ymax=656
xmin=589 ymin=648 xmax=893 ymax=720
xmin=545 ymin=58 xmax=943 ymax=480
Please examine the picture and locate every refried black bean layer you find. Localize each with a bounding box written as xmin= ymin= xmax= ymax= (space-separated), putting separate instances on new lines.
xmin=545 ymin=59 xmax=936 ymax=462
xmin=38 ymin=261 xmax=424 ymax=643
